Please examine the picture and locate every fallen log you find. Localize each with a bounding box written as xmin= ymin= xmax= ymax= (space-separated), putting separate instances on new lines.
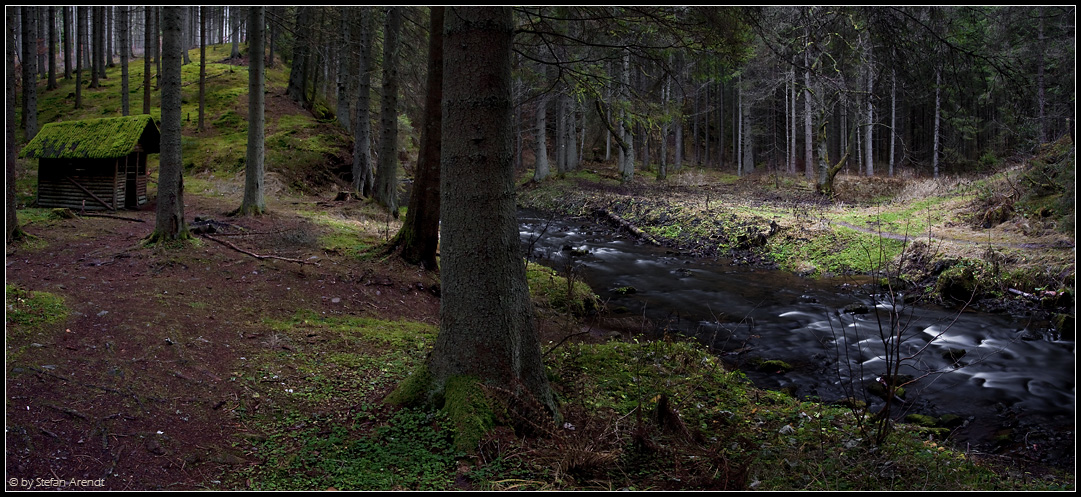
xmin=594 ymin=208 xmax=661 ymax=246
xmin=201 ymin=234 xmax=317 ymax=265
xmin=80 ymin=213 xmax=145 ymax=222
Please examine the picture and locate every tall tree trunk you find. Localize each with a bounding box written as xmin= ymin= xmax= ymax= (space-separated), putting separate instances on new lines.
xmin=230 ymin=6 xmax=240 ymax=59
xmin=1036 ymin=6 xmax=1046 ymax=144
xmin=566 ymin=95 xmax=578 ymax=171
xmin=63 ymin=7 xmax=71 ymax=79
xmin=47 ymin=6 xmax=57 ymax=90
xmin=803 ymin=22 xmax=813 ymax=179
xmin=75 ymin=7 xmax=83 ymax=110
xmin=389 ymin=6 xmax=443 ymax=271
xmin=932 ymin=66 xmax=941 ymax=179
xmin=336 ymin=9 xmax=353 ymax=132
xmin=107 ymin=7 xmax=116 ymax=67
xmin=285 ymin=7 xmax=311 ymax=106
xmin=374 ymin=7 xmax=402 ymax=217
xmin=620 ymin=49 xmax=634 ymax=182
xmin=408 ymin=8 xmax=558 ymax=448
xmin=533 ymin=93 xmax=549 ymax=181
xmin=198 ymin=6 xmax=206 ymax=130
xmin=7 ymin=7 xmax=21 ymax=244
xmin=889 ymin=63 xmax=896 ymax=177
xmin=864 ymin=39 xmax=874 ymax=176
xmin=704 ymin=83 xmax=710 ymax=167
xmin=154 ymin=7 xmax=161 ymax=90
xmin=555 ymin=92 xmax=566 ymax=174
xmin=736 ymin=79 xmax=742 ymax=176
xmin=658 ymin=70 xmax=670 ymax=181
xmin=143 ymin=7 xmax=152 ymax=113
xmin=351 ymin=7 xmax=374 ymax=196
xmin=816 ymin=112 xmax=858 ymax=196
xmin=36 ymin=7 xmax=45 ymax=80
xmin=237 ymin=7 xmax=266 ymax=216
xmin=789 ymin=70 xmax=796 ymax=175
xmin=149 ymin=7 xmax=188 ymax=242
xmin=267 ymin=7 xmax=276 ymax=67
xmin=119 ymin=7 xmax=129 ymax=116
xmin=718 ymin=79 xmax=725 ymax=169
xmin=20 ymin=6 xmax=37 ymax=140
xmin=90 ymin=6 xmax=101 ymax=87
xmin=180 ymin=7 xmax=190 ymax=64
xmin=742 ymin=89 xmax=753 ymax=176
xmin=604 ymin=73 xmax=611 ymax=162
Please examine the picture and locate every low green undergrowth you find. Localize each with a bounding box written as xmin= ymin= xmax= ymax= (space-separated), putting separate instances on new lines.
xmin=5 ymin=284 xmax=69 ymax=363
xmin=225 ymin=311 xmax=444 ymax=490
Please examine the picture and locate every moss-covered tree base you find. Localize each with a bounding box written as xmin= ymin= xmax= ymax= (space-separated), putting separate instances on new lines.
xmin=143 ymin=229 xmax=192 ymax=247
xmin=230 ymin=204 xmax=267 ymax=217
xmin=384 ymin=365 xmax=498 ymax=452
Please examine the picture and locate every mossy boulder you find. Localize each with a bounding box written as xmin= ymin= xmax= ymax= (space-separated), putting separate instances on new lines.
xmin=904 ymin=413 xmax=938 ymax=427
xmin=752 ymin=358 xmax=793 ymax=373
xmin=525 ymin=261 xmax=599 ymax=315
xmin=935 ymin=265 xmax=979 ymax=302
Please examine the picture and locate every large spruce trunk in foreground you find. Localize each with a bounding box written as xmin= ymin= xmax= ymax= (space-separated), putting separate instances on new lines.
xmin=387 ymin=6 xmax=558 ymax=450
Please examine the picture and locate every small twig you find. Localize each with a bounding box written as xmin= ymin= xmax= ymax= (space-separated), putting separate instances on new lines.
xmin=543 ymin=327 xmax=594 ymax=357
xmin=44 ymin=403 xmax=88 ymax=420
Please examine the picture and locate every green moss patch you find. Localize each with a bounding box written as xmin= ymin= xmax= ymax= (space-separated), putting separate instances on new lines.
xmin=526 ymin=261 xmax=599 ymax=315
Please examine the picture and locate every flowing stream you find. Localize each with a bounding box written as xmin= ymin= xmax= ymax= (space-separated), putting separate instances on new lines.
xmin=519 ymin=209 xmax=1075 ymax=462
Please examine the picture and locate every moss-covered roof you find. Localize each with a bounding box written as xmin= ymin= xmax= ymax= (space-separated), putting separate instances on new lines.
xmin=19 ymin=115 xmax=161 ymax=159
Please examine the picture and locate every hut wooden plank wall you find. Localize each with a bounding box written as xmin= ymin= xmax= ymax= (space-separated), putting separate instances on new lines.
xmin=19 ymin=115 xmax=161 ymax=211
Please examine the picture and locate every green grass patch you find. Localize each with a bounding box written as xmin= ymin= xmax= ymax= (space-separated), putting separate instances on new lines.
xmin=226 ymin=311 xmax=445 ymax=490
xmin=6 ymin=284 xmax=68 ymax=338
xmin=771 ymin=225 xmax=906 ymax=277
xmin=6 ymin=284 xmax=69 ymax=363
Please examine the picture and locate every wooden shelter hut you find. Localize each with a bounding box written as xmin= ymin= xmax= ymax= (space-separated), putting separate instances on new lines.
xmin=19 ymin=115 xmax=160 ymax=211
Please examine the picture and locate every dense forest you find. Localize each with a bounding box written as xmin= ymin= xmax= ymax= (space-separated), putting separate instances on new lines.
xmin=8 ymin=7 xmax=1075 ymax=194
xmin=5 ymin=6 xmax=1076 ymax=491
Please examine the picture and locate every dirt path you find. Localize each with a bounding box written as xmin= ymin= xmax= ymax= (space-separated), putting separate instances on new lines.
xmin=5 ymin=193 xmax=440 ymax=491
xmin=830 ymin=219 xmax=1076 ymax=250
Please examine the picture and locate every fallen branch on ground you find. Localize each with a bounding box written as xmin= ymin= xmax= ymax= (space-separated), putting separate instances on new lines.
xmin=81 ymin=213 xmax=145 ymax=222
xmin=201 ymin=234 xmax=317 ymax=265
xmin=594 ymin=208 xmax=662 ymax=246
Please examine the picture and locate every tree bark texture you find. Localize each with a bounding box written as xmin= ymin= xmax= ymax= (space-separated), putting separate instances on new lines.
xmin=47 ymin=6 xmax=57 ymax=90
xmin=351 ymin=7 xmax=375 ymax=196
xmin=198 ymin=6 xmax=206 ymax=130
xmin=430 ymin=6 xmax=557 ymax=416
xmin=7 ymin=7 xmax=20 ymax=244
xmin=119 ymin=6 xmax=129 ymax=116
xmin=393 ymin=6 xmax=443 ymax=270
xmin=142 ymin=7 xmax=151 ymax=114
xmin=533 ymin=92 xmax=549 ymax=181
xmin=374 ymin=7 xmax=402 ymax=217
xmin=239 ymin=7 xmax=266 ymax=215
xmin=20 ymin=6 xmax=37 ymax=140
xmin=150 ymin=7 xmax=187 ymax=241
xmin=285 ymin=7 xmax=311 ymax=106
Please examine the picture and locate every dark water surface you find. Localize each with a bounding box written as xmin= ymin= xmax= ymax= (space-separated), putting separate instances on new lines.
xmin=519 ymin=209 xmax=1075 ymax=463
